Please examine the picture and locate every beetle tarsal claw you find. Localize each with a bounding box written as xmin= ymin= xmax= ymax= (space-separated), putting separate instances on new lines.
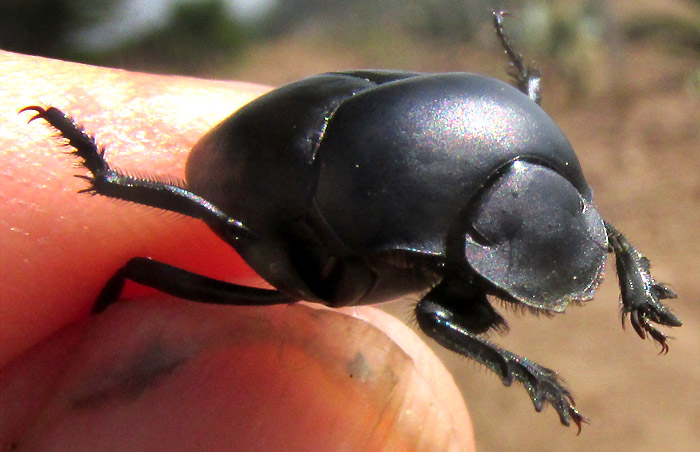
xmin=19 ymin=105 xmax=47 ymax=123
xmin=625 ymin=302 xmax=678 ymax=354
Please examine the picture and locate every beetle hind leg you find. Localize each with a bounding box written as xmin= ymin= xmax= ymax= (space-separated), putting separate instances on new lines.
xmin=21 ymin=105 xmax=110 ymax=175
xmin=21 ymin=106 xmax=255 ymax=242
xmin=415 ymin=279 xmax=585 ymax=431
xmin=492 ymin=10 xmax=542 ymax=105
xmin=605 ymin=222 xmax=682 ymax=353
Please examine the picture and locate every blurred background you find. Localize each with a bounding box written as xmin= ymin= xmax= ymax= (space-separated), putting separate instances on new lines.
xmin=2 ymin=0 xmax=698 ymax=451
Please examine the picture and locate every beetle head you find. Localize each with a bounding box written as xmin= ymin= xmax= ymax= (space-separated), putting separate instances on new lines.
xmin=462 ymin=160 xmax=608 ymax=312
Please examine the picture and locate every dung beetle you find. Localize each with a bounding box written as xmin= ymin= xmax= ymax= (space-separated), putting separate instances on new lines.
xmin=22 ymin=11 xmax=681 ymax=430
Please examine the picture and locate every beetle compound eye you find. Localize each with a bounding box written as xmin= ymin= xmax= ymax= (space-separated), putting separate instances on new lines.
xmin=463 ymin=161 xmax=607 ymax=311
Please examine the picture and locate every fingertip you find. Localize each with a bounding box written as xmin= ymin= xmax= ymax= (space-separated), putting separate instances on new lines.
xmin=340 ymin=305 xmax=475 ymax=449
xmin=3 ymin=299 xmax=474 ymax=452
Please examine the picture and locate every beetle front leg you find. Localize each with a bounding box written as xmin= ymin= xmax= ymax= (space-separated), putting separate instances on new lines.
xmin=605 ymin=222 xmax=682 ymax=353
xmin=415 ymin=280 xmax=585 ymax=431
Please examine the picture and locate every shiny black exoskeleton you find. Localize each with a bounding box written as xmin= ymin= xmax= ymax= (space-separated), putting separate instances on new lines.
xmin=23 ymin=12 xmax=681 ymax=430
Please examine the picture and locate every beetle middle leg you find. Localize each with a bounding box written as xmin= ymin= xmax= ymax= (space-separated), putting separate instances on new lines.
xmin=22 ymin=106 xmax=293 ymax=311
xmin=92 ymin=257 xmax=294 ymax=313
xmin=415 ymin=277 xmax=585 ymax=431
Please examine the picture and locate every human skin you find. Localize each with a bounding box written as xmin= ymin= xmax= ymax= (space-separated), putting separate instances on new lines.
xmin=0 ymin=51 xmax=475 ymax=452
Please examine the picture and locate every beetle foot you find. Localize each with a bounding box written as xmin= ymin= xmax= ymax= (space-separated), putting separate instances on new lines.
xmin=20 ymin=105 xmax=109 ymax=179
xmin=416 ymin=298 xmax=586 ymax=431
xmin=503 ymin=355 xmax=587 ymax=433
xmin=605 ymin=222 xmax=681 ymax=354
xmin=623 ymin=280 xmax=679 ymax=354
xmin=626 ymin=304 xmax=673 ymax=354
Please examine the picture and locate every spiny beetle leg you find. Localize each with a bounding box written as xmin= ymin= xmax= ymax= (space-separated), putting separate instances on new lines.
xmin=21 ymin=105 xmax=256 ymax=243
xmin=492 ymin=10 xmax=542 ymax=105
xmin=416 ymin=297 xmax=585 ymax=432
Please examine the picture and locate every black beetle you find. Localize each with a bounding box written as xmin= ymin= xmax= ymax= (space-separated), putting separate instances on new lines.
xmin=22 ymin=11 xmax=681 ymax=430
